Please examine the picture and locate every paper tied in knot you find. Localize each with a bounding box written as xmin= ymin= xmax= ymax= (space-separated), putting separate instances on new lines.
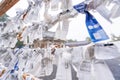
xmin=73 ymin=2 xmax=87 ymax=14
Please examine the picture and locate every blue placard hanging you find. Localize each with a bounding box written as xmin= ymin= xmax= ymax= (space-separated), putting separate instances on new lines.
xmin=85 ymin=11 xmax=109 ymax=42
xmin=10 ymin=60 xmax=19 ymax=73
xmin=73 ymin=2 xmax=86 ymax=13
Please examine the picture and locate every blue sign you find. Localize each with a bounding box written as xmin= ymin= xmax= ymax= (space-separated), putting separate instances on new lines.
xmin=10 ymin=61 xmax=19 ymax=73
xmin=73 ymin=2 xmax=86 ymax=13
xmin=85 ymin=11 xmax=109 ymax=42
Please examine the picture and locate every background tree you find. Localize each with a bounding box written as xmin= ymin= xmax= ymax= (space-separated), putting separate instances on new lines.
xmin=0 ymin=14 xmax=9 ymax=22
xmin=66 ymin=39 xmax=77 ymax=42
xmin=85 ymin=37 xmax=91 ymax=42
xmin=15 ymin=40 xmax=25 ymax=48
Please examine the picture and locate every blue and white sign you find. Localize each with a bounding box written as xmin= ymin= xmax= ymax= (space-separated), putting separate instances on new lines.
xmin=85 ymin=11 xmax=109 ymax=42
xmin=73 ymin=2 xmax=86 ymax=13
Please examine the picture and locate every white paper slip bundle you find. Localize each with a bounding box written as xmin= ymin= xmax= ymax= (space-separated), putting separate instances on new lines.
xmin=95 ymin=42 xmax=120 ymax=60
xmin=87 ymin=0 xmax=120 ymax=22
xmin=22 ymin=73 xmax=40 ymax=80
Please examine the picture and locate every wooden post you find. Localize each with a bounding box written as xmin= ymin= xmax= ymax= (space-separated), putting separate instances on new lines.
xmin=0 ymin=0 xmax=19 ymax=16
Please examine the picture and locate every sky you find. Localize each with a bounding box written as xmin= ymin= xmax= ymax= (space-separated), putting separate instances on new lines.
xmin=6 ymin=0 xmax=120 ymax=41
